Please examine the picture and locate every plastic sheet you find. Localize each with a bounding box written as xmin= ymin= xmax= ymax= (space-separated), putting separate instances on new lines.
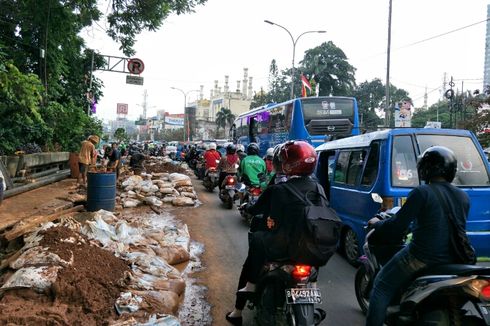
xmin=0 ymin=266 xmax=61 ymax=293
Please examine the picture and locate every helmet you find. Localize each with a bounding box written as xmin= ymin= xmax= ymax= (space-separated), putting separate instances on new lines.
xmin=280 ymin=141 xmax=317 ymax=176
xmin=266 ymin=148 xmax=274 ymax=159
xmin=417 ymin=146 xmax=457 ymax=183
xmin=208 ymin=142 xmax=217 ymax=150
xmin=272 ymin=143 xmax=285 ymax=173
xmin=226 ymin=144 xmax=237 ymax=154
xmin=237 ymin=144 xmax=245 ymax=152
xmin=247 ymin=143 xmax=260 ymax=155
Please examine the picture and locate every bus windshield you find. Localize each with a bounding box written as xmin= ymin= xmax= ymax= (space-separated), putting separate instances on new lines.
xmin=301 ymin=97 xmax=355 ymax=125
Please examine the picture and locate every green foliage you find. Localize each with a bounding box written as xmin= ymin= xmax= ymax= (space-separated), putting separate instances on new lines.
xmin=114 ymin=128 xmax=129 ymax=143
xmin=0 ymin=62 xmax=50 ymax=154
xmin=299 ymin=41 xmax=356 ymax=96
xmin=353 ymin=79 xmax=384 ymax=131
xmin=215 ymin=107 xmax=235 ymax=137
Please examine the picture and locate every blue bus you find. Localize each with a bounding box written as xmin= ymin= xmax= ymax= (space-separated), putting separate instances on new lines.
xmin=315 ymin=128 xmax=490 ymax=265
xmin=232 ymin=96 xmax=360 ymax=156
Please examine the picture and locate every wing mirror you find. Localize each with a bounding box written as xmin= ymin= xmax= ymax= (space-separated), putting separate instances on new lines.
xmin=371 ymin=193 xmax=383 ymax=204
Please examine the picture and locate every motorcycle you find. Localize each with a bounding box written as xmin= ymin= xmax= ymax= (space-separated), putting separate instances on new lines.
xmin=245 ymin=217 xmax=327 ymax=326
xmin=355 ymin=193 xmax=490 ymax=325
xmin=219 ymin=174 xmax=239 ymax=209
xmin=203 ymin=162 xmax=220 ymax=192
xmin=239 ymin=184 xmax=262 ymax=223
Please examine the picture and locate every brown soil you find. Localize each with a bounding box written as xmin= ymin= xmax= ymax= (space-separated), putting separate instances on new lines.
xmin=144 ymin=162 xmax=188 ymax=175
xmin=0 ymin=226 xmax=130 ymax=326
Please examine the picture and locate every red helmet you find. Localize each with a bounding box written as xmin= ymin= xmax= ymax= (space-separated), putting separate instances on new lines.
xmin=280 ymin=141 xmax=317 ymax=176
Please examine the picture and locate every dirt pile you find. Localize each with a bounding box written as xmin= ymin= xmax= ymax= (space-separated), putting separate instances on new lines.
xmin=144 ymin=161 xmax=188 ymax=175
xmin=0 ymin=226 xmax=129 ymax=326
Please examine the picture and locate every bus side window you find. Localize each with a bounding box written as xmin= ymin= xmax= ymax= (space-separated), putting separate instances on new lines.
xmin=361 ymin=142 xmax=380 ymax=186
xmin=335 ymin=151 xmax=350 ymax=183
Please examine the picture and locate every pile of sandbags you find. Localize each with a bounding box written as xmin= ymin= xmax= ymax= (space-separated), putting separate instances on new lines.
xmin=120 ymin=173 xmax=198 ymax=208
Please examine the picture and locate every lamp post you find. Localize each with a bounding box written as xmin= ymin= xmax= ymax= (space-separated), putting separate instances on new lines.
xmin=170 ymin=87 xmax=199 ymax=142
xmin=264 ymin=20 xmax=326 ymax=99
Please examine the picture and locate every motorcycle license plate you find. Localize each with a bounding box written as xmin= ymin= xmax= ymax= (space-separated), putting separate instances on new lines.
xmin=225 ymin=185 xmax=235 ymax=189
xmin=285 ymin=288 xmax=322 ymax=304
xmin=208 ymin=173 xmax=217 ymax=177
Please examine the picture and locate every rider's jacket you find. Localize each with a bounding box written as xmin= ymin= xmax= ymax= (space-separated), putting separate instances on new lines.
xmin=374 ymin=181 xmax=470 ymax=264
xmin=239 ymin=154 xmax=266 ymax=186
xmin=203 ymin=149 xmax=221 ymax=170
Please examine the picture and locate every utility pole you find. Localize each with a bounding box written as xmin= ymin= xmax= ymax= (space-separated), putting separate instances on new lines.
xmin=385 ymin=0 xmax=393 ymax=127
xmin=423 ymin=86 xmax=428 ymax=110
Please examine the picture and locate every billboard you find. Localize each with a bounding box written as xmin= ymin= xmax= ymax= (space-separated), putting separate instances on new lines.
xmin=394 ymin=100 xmax=412 ymax=128
xmin=117 ymin=103 xmax=129 ymax=115
xmin=164 ymin=116 xmax=184 ymax=126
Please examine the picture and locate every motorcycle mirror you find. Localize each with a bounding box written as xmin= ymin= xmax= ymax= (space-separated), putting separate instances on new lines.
xmin=371 ymin=193 xmax=383 ymax=204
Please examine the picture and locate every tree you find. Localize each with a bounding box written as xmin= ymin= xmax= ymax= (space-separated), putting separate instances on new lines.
xmin=114 ymin=128 xmax=129 ymax=143
xmin=299 ymin=41 xmax=356 ymax=97
xmin=411 ymin=101 xmax=451 ymax=128
xmin=215 ymin=107 xmax=235 ymax=138
xmin=353 ymin=79 xmax=385 ymax=131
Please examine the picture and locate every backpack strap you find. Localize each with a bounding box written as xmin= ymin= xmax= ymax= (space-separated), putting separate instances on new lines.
xmin=283 ymin=182 xmax=327 ymax=206
xmin=283 ymin=182 xmax=309 ymax=205
xmin=429 ymin=184 xmax=457 ymax=226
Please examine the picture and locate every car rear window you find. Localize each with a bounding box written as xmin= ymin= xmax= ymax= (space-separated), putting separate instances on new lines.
xmin=391 ymin=135 xmax=419 ymax=187
xmin=416 ymin=135 xmax=490 ymax=187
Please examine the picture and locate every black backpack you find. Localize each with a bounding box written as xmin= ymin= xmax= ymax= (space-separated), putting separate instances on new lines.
xmin=283 ymin=182 xmax=342 ymax=266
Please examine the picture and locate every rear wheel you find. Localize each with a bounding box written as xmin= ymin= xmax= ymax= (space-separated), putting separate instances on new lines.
xmin=226 ymin=197 xmax=233 ymax=209
xmin=342 ymin=228 xmax=360 ymax=266
xmin=354 ymin=265 xmax=370 ymax=315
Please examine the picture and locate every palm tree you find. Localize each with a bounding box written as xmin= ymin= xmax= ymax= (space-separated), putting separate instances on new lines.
xmin=215 ymin=107 xmax=235 ymax=138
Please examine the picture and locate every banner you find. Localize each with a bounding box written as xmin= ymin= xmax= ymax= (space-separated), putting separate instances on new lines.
xmin=394 ymin=100 xmax=412 ymax=127
xmin=164 ymin=116 xmax=184 ymax=126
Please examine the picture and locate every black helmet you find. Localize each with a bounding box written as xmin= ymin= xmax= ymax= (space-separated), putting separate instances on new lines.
xmin=272 ymin=143 xmax=285 ymax=173
xmin=417 ymin=146 xmax=457 ymax=183
xmin=247 ymin=143 xmax=259 ymax=155
xmin=226 ymin=144 xmax=237 ymax=154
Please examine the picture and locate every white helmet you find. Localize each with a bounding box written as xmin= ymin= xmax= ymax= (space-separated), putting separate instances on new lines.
xmin=209 ymin=142 xmax=217 ymax=150
xmin=266 ymin=148 xmax=274 ymax=158
xmin=237 ymin=144 xmax=245 ymax=152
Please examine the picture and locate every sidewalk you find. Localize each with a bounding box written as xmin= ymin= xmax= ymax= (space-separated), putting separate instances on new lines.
xmin=0 ymin=178 xmax=77 ymax=232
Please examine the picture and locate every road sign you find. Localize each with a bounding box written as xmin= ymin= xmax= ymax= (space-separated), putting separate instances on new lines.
xmin=126 ymin=75 xmax=144 ymax=85
xmin=117 ymin=103 xmax=128 ymax=115
xmin=127 ymin=58 xmax=145 ymax=74
xmin=135 ymin=119 xmax=146 ymax=125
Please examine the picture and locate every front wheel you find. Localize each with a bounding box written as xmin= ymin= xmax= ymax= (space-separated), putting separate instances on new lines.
xmin=342 ymin=228 xmax=360 ymax=266
xmin=354 ymin=265 xmax=371 ymax=315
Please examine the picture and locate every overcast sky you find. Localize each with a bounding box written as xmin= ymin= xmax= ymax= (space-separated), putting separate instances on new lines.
xmin=82 ymin=0 xmax=490 ymax=122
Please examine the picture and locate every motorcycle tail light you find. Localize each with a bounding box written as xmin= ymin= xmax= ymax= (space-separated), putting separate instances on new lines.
xmin=209 ymin=167 xmax=216 ymax=172
xmin=482 ymin=284 xmax=490 ymax=300
xmin=292 ymin=265 xmax=311 ymax=281
xmin=251 ymin=187 xmax=262 ymax=196
xmin=471 ymin=279 xmax=490 ymax=300
xmin=226 ymin=177 xmax=235 ymax=185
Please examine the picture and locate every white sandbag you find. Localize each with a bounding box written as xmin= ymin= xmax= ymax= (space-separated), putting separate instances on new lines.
xmin=115 ymin=291 xmax=143 ymax=314
xmin=162 ymin=196 xmax=176 ymax=203
xmin=10 ymin=246 xmax=72 ymax=269
xmin=123 ymin=199 xmax=142 ymax=208
xmin=172 ymin=197 xmax=194 ymax=207
xmin=152 ymin=245 xmax=190 ymax=265
xmin=135 ymin=290 xmax=180 ymax=314
xmin=129 ymin=270 xmax=185 ymax=295
xmin=122 ymin=175 xmax=143 ymax=188
xmin=159 ymin=187 xmax=175 ymax=195
xmin=94 ymin=210 xmax=118 ymax=223
xmin=159 ymin=182 xmax=174 ymax=189
xmin=173 ymin=179 xmax=192 ymax=187
xmin=168 ymin=173 xmax=190 ymax=182
xmin=180 ymin=192 xmax=197 ymax=199
xmin=127 ymin=190 xmax=137 ymax=198
xmin=115 ymin=221 xmax=144 ymax=244
xmin=124 ymin=252 xmax=181 ymax=279
xmin=144 ymin=196 xmax=163 ymax=207
xmin=175 ymin=186 xmax=194 ymax=193
xmin=0 ymin=266 xmax=61 ymax=293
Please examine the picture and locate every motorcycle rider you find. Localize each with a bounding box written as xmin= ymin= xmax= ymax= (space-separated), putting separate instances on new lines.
xmin=365 ymin=146 xmax=470 ymax=326
xmin=226 ymin=141 xmax=321 ymax=325
xmin=218 ymin=144 xmax=240 ymax=190
xmin=236 ymin=144 xmax=247 ymax=161
xmin=263 ymin=147 xmax=274 ymax=174
xmin=238 ymin=143 xmax=266 ymax=187
xmin=203 ymin=142 xmax=222 ymax=171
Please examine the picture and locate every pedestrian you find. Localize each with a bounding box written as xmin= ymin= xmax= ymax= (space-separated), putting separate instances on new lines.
xmin=77 ymin=135 xmax=99 ymax=187
xmin=108 ymin=142 xmax=121 ymax=179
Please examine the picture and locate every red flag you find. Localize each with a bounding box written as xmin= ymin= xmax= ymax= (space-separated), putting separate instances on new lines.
xmin=301 ymin=74 xmax=312 ymax=97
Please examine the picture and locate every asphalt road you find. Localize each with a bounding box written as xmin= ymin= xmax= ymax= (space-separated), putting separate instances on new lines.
xmin=177 ymin=179 xmax=366 ymax=326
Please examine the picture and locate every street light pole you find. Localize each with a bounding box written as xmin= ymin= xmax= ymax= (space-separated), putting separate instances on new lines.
xmin=385 ymin=0 xmax=393 ymax=127
xmin=170 ymin=87 xmax=199 ymax=142
xmin=264 ymin=20 xmax=326 ymax=99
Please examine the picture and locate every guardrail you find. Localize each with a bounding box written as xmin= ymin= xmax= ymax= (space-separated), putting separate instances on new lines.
xmin=0 ymin=152 xmax=71 ymax=198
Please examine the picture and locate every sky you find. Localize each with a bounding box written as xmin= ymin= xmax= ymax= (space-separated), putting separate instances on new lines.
xmin=82 ymin=0 xmax=490 ymax=122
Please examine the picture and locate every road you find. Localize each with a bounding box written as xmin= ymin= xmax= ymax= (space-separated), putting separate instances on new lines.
xmin=176 ymin=179 xmax=366 ymax=326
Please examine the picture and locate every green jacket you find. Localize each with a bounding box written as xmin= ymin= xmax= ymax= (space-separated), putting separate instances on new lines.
xmin=239 ymin=155 xmax=266 ymax=186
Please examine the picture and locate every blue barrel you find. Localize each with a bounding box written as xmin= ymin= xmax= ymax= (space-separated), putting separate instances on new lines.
xmin=87 ymin=172 xmax=116 ymax=212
